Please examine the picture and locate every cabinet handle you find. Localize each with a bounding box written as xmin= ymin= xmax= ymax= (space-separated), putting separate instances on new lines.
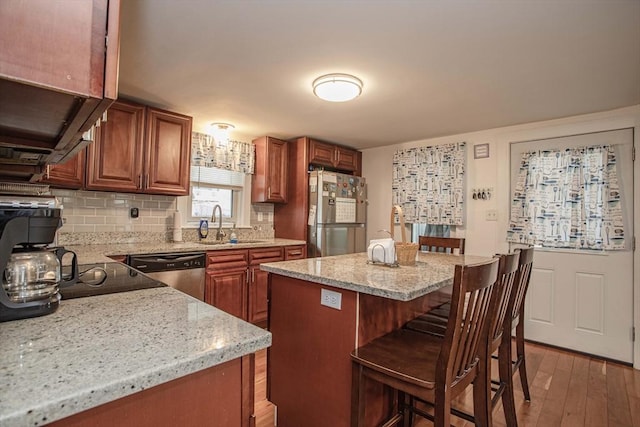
xmin=102 ymin=111 xmax=108 ymax=123
xmin=138 ymin=174 xmax=142 ymax=189
xmin=335 ymin=150 xmax=340 ymax=164
xmin=268 ymin=186 xmax=271 ymax=199
xmin=289 ymin=250 xmax=302 ymax=256
xmin=44 ymin=165 xmax=50 ymax=180
xmin=251 ymin=268 xmax=255 ymax=283
xmin=246 ymin=269 xmax=250 ymax=285
xmin=145 ymin=174 xmax=149 ymax=189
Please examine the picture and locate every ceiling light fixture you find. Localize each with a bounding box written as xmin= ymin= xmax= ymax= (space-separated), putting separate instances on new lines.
xmin=312 ymin=73 xmax=363 ymax=102
xmin=210 ymin=122 xmax=235 ymax=146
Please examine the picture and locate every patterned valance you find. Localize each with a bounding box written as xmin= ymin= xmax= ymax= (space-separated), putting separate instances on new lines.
xmin=392 ymin=142 xmax=466 ymax=225
xmin=507 ymin=145 xmax=625 ymax=250
xmin=191 ymin=132 xmax=255 ymax=174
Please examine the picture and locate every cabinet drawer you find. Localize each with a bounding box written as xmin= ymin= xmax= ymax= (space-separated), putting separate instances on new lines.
xmin=249 ymin=247 xmax=284 ymax=265
xmin=206 ymin=249 xmax=249 ymax=271
xmin=284 ymin=245 xmax=306 ymax=260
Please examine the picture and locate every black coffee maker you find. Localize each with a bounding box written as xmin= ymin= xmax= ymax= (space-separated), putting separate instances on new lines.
xmin=0 ymin=202 xmax=78 ymax=322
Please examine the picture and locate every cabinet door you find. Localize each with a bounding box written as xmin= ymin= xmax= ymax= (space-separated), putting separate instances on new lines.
xmin=248 ymin=247 xmax=284 ymax=325
xmin=0 ymin=0 xmax=112 ymax=98
xmin=205 ymin=269 xmax=248 ymax=320
xmin=252 ymin=136 xmax=288 ymax=203
xmin=144 ymin=108 xmax=192 ymax=195
xmin=248 ymin=265 xmax=269 ymax=325
xmin=308 ymin=139 xmax=335 ymax=168
xmin=41 ymin=149 xmax=85 ymax=189
xmin=265 ymin=137 xmax=288 ymax=203
xmin=334 ymin=146 xmax=359 ymax=172
xmin=86 ymin=100 xmax=145 ymax=192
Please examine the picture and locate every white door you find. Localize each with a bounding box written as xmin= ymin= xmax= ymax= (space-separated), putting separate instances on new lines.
xmin=510 ymin=128 xmax=634 ymax=363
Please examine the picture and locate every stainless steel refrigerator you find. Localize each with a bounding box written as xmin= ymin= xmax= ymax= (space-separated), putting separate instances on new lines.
xmin=307 ymin=170 xmax=367 ymax=257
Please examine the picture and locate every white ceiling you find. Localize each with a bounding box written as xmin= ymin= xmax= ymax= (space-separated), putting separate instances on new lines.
xmin=118 ymin=0 xmax=640 ymax=150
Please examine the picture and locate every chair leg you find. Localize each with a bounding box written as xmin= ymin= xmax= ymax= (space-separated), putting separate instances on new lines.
xmin=499 ymin=337 xmax=518 ymax=427
xmin=515 ymin=313 xmax=531 ymax=401
xmin=472 ymin=350 xmax=491 ymax=427
xmin=398 ymin=391 xmax=411 ymax=427
xmin=351 ymin=363 xmax=365 ymax=427
xmin=434 ymin=394 xmax=451 ymax=427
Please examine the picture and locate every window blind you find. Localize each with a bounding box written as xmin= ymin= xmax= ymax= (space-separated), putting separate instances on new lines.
xmin=190 ymin=166 xmax=244 ymax=188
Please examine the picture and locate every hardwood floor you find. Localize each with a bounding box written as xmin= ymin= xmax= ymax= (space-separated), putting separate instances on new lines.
xmin=255 ymin=348 xmax=276 ymax=427
xmin=253 ymin=342 xmax=640 ymax=426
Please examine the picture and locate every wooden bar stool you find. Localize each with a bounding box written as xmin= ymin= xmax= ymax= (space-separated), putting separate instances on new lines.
xmin=350 ymin=257 xmax=500 ymax=427
xmin=418 ymin=236 xmax=465 ymax=255
xmin=504 ymin=247 xmax=535 ymax=402
xmin=405 ymin=249 xmax=535 ymax=426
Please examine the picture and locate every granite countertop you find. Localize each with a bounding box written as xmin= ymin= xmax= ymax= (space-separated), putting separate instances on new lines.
xmin=260 ymin=252 xmax=492 ymax=301
xmin=65 ymin=238 xmax=306 ymax=264
xmin=0 ymin=287 xmax=272 ymax=427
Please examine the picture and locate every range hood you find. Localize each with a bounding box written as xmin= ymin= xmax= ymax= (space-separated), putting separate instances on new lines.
xmin=0 ymin=0 xmax=121 ymax=183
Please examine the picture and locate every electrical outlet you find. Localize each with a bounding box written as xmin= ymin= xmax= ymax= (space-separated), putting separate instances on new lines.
xmin=257 ymin=212 xmax=263 ymax=221
xmin=321 ymin=288 xmax=342 ymax=310
xmin=486 ymin=209 xmax=498 ymax=221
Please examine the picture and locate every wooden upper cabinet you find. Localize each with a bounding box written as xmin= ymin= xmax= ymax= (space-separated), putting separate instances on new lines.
xmin=308 ymin=138 xmax=360 ymax=174
xmin=308 ymin=140 xmax=335 ymax=168
xmin=0 ymin=0 xmax=121 ymax=173
xmin=145 ymin=108 xmax=191 ymax=196
xmin=85 ymin=100 xmax=191 ymax=195
xmin=335 ymin=146 xmax=359 ymax=172
xmin=85 ymin=100 xmax=146 ymax=192
xmin=41 ymin=149 xmax=86 ymax=189
xmin=252 ymin=136 xmax=288 ymax=203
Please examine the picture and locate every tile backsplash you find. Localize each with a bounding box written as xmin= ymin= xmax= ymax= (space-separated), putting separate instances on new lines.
xmin=52 ymin=189 xmax=276 ymax=245
xmin=53 ymin=190 xmax=177 ymax=245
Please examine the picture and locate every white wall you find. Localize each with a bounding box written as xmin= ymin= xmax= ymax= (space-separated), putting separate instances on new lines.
xmin=362 ymin=105 xmax=640 ymax=366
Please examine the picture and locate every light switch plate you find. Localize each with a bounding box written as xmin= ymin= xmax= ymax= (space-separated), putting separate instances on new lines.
xmin=321 ymin=288 xmax=342 ymax=310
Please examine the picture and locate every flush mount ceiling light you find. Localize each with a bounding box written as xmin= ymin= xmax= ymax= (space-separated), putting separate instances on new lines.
xmin=210 ymin=122 xmax=235 ymax=146
xmin=312 ymin=73 xmax=363 ymax=102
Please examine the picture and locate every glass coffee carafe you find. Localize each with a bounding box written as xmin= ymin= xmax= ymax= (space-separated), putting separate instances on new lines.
xmin=2 ymin=248 xmax=77 ymax=303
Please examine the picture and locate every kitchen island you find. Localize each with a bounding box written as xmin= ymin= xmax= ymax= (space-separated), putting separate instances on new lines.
xmin=0 ymin=286 xmax=271 ymax=426
xmin=260 ymin=251 xmax=490 ymax=427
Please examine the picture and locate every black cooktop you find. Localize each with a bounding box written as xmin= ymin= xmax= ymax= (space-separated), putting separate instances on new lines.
xmin=59 ymin=262 xmax=166 ymax=300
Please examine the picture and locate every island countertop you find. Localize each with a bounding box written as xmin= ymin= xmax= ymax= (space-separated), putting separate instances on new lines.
xmin=260 ymin=252 xmax=492 ymax=301
xmin=0 ymin=287 xmax=272 ymax=427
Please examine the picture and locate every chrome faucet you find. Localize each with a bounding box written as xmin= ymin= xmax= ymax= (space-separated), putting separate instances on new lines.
xmin=211 ymin=204 xmax=226 ymax=241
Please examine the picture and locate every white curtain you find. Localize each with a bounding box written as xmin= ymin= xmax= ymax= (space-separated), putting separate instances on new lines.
xmin=392 ymin=142 xmax=466 ymax=225
xmin=507 ymin=145 xmax=625 ymax=250
xmin=191 ymin=132 xmax=255 ymax=174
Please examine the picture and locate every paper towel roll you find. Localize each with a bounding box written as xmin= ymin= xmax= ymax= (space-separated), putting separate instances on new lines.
xmin=172 ymin=210 xmax=183 ymax=242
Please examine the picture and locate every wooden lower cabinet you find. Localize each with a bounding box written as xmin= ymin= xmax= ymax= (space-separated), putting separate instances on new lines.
xmin=284 ymin=245 xmax=306 ymax=260
xmin=206 ymin=268 xmax=248 ymax=320
xmin=248 ymin=266 xmax=270 ymax=325
xmin=205 ymin=249 xmax=249 ymax=320
xmin=206 ymin=246 xmax=304 ymax=325
xmin=48 ymin=355 xmax=255 ymax=427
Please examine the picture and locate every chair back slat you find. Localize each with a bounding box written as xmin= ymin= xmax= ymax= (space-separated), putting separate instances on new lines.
xmin=439 ymin=258 xmax=499 ymax=385
xmin=490 ymin=253 xmax=520 ymax=343
xmin=418 ymin=236 xmax=466 ymax=255
xmin=510 ymin=247 xmax=535 ymax=321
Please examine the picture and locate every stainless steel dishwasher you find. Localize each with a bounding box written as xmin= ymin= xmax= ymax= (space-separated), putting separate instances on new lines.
xmin=127 ymin=252 xmax=206 ymax=301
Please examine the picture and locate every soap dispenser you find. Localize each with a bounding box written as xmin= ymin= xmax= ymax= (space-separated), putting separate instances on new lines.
xmin=229 ymin=223 xmax=238 ymax=244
